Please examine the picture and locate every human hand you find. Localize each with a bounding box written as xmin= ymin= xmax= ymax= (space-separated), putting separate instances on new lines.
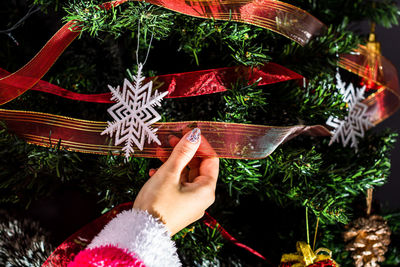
xmin=133 ymin=128 xmax=219 ymax=235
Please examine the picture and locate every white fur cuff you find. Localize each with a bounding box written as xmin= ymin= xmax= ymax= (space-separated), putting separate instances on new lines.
xmin=88 ymin=209 xmax=181 ymax=267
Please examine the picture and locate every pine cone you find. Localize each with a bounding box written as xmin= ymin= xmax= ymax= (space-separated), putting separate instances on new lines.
xmin=343 ymin=215 xmax=391 ymax=267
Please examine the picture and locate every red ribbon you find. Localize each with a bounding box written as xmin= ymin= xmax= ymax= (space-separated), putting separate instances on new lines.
xmin=0 ymin=20 xmax=80 ymax=105
xmin=143 ymin=0 xmax=326 ymax=46
xmin=42 ymin=203 xmax=268 ymax=266
xmin=0 ymin=0 xmax=325 ymax=105
xmin=0 ymin=0 xmax=397 ymax=126
xmin=0 ymin=0 xmax=125 ymax=105
xmin=338 ymin=45 xmax=400 ymax=125
xmin=0 ymin=63 xmax=303 ymax=102
xmin=203 ymin=212 xmax=270 ymax=262
xmin=0 ymin=109 xmax=330 ymax=159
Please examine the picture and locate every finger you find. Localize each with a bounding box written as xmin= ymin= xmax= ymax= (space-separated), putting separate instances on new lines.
xmin=170 ymin=135 xmax=200 ymax=169
xmin=199 ymin=157 xmax=219 ymax=187
xmin=149 ymin=168 xmax=158 ymax=177
xmin=180 ymin=167 xmax=190 ymax=183
xmin=187 ymin=157 xmax=200 ymax=182
xmin=168 ymin=135 xmax=180 ymax=148
xmin=170 ymin=134 xmax=199 ymax=182
xmin=188 ymin=157 xmax=200 ymax=170
xmin=194 ymin=134 xmax=219 ymax=183
xmin=182 ymin=178 xmax=216 ymax=206
xmin=180 ymin=127 xmax=217 ymax=158
xmin=196 ymin=134 xmax=218 ymax=158
xmin=188 ymin=166 xmax=199 ymax=183
xmin=155 ymin=147 xmax=169 ymax=163
xmin=183 ymin=130 xmax=218 ymax=183
xmin=171 ymin=131 xmax=217 ymax=159
xmin=164 ymin=128 xmax=201 ymax=176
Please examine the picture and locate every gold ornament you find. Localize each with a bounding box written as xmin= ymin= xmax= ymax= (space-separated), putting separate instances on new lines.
xmin=343 ymin=215 xmax=391 ymax=267
xmin=280 ymin=241 xmax=337 ymax=267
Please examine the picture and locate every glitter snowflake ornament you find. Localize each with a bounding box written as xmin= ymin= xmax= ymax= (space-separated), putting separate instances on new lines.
xmin=102 ymin=63 xmax=168 ymax=159
xmin=326 ymin=73 xmax=373 ymax=151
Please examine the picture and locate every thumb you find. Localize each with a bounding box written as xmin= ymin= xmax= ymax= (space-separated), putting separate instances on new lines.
xmin=164 ymin=128 xmax=201 ymax=175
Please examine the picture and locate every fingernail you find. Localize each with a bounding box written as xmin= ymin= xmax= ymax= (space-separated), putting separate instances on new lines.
xmin=186 ymin=128 xmax=201 ymax=143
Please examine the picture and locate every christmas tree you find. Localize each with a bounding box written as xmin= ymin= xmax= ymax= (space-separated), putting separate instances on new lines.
xmin=1 ymin=0 xmax=400 ymax=266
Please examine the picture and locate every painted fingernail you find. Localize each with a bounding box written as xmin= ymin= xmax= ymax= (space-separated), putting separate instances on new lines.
xmin=186 ymin=128 xmax=201 ymax=143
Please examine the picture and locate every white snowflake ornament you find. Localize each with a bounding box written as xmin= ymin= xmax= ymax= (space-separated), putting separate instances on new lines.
xmin=101 ymin=64 xmax=168 ymax=159
xmin=326 ymin=73 xmax=373 ymax=151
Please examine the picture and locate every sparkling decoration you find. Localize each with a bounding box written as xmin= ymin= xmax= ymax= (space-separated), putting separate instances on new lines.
xmin=343 ymin=215 xmax=391 ymax=267
xmin=101 ymin=64 xmax=168 ymax=159
xmin=0 ymin=210 xmax=53 ymax=267
xmin=279 ymin=241 xmax=337 ymax=267
xmin=326 ymin=73 xmax=373 ymax=151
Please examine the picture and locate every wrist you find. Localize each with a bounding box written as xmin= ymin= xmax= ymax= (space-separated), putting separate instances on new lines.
xmin=132 ymin=203 xmax=169 ymax=231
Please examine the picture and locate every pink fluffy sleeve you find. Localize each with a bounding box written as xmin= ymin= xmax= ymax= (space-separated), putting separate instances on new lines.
xmin=68 ymin=245 xmax=146 ymax=267
xmin=68 ymin=209 xmax=181 ymax=267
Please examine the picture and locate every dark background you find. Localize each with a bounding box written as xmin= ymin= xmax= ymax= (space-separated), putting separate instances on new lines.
xmin=1 ymin=4 xmax=400 ymax=262
xmin=356 ymin=15 xmax=400 ymax=209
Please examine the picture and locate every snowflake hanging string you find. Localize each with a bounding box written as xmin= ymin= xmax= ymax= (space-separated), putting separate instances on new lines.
xmin=101 ymin=63 xmax=168 ymax=159
xmin=326 ymin=73 xmax=373 ymax=151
